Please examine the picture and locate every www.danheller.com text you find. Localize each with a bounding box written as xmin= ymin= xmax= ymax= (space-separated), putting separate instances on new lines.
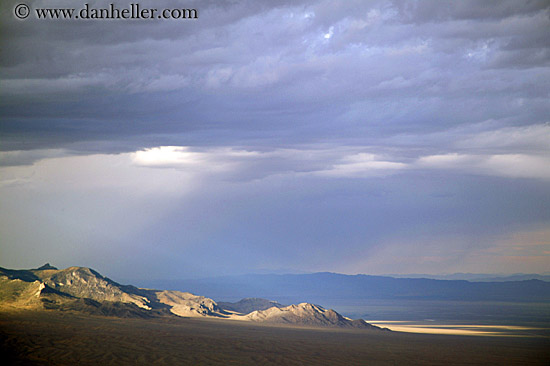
xmin=15 ymin=3 xmax=198 ymax=20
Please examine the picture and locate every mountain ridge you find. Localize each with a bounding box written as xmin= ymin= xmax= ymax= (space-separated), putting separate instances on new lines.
xmin=0 ymin=264 xmax=381 ymax=330
xmin=242 ymin=302 xmax=381 ymax=329
xmin=137 ymin=272 xmax=550 ymax=304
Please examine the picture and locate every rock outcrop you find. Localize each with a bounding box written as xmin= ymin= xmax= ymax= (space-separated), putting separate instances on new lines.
xmin=152 ymin=290 xmax=229 ymax=317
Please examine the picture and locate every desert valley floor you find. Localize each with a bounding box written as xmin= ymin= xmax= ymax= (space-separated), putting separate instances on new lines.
xmin=1 ymin=309 xmax=549 ymax=366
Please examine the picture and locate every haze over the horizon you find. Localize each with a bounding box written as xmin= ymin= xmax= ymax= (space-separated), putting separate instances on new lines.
xmin=1 ymin=0 xmax=549 ymax=280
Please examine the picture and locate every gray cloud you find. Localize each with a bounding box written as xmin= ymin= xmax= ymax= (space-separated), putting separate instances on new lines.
xmin=2 ymin=0 xmax=549 ymax=152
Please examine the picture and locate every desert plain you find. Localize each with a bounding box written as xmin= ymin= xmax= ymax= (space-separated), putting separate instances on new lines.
xmin=2 ymin=308 xmax=549 ymax=366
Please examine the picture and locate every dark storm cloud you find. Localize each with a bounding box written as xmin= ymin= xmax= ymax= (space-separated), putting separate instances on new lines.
xmin=392 ymin=0 xmax=549 ymax=22
xmin=1 ymin=0 xmax=549 ymax=153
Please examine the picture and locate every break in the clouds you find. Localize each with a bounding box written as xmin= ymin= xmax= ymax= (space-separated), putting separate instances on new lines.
xmin=1 ymin=0 xmax=549 ymax=278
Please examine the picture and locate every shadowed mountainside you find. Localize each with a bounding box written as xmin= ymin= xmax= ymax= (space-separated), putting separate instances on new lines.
xmin=218 ymin=297 xmax=286 ymax=314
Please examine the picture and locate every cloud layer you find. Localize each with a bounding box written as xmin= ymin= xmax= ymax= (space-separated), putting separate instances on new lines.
xmin=1 ymin=0 xmax=549 ymax=277
xmin=2 ymin=0 xmax=549 ymax=150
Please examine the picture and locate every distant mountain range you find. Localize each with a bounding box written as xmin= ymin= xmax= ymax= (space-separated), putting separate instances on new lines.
xmin=0 ymin=264 xmax=382 ymax=330
xmin=218 ymin=297 xmax=286 ymax=314
xmin=133 ymin=272 xmax=550 ymax=305
xmin=384 ymin=273 xmax=550 ymax=282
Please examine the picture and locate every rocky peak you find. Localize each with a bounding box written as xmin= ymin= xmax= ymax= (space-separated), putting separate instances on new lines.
xmin=244 ymin=302 xmax=382 ymax=329
xmin=38 ymin=266 xmax=151 ymax=310
xmin=35 ymin=263 xmax=58 ymax=271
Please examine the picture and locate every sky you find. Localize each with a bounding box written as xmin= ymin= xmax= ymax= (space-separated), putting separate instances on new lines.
xmin=1 ymin=0 xmax=549 ymax=280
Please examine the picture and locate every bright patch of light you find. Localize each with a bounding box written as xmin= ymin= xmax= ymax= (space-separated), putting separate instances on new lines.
xmin=466 ymin=42 xmax=490 ymax=61
xmin=133 ymin=146 xmax=202 ymax=167
xmin=324 ymin=26 xmax=334 ymax=39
